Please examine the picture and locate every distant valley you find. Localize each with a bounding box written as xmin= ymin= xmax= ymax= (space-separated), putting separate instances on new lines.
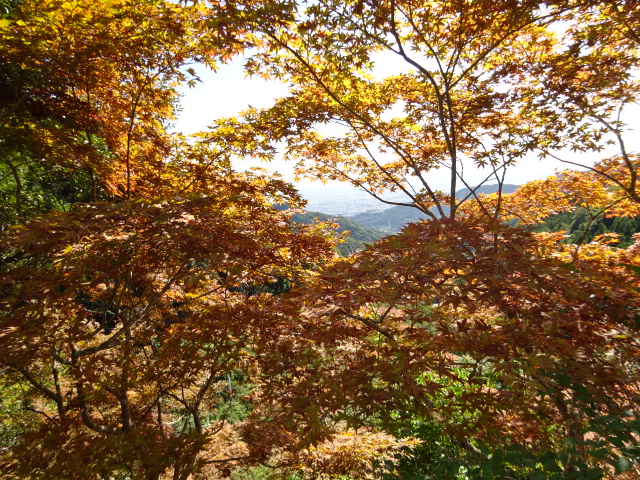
xmin=346 ymin=184 xmax=520 ymax=232
xmin=294 ymin=184 xmax=521 ymax=255
xmin=301 ymin=183 xmax=520 ymax=220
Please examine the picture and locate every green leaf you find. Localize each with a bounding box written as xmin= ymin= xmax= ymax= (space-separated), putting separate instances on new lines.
xmin=589 ymin=448 xmax=609 ymax=460
xmin=543 ymin=459 xmax=561 ymax=472
xmin=613 ymin=456 xmax=633 ymax=474
xmin=585 ymin=467 xmax=604 ymax=480
xmin=481 ymin=463 xmax=494 ymax=480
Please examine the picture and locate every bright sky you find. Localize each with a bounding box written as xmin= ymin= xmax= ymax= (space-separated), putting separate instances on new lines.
xmin=174 ymin=58 xmax=640 ymax=196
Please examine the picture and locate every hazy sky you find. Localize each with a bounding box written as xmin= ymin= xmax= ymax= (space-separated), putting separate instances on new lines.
xmin=174 ymin=58 xmax=639 ymax=194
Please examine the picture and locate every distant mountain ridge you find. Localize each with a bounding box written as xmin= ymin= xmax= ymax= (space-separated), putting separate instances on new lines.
xmin=347 ymin=184 xmax=520 ymax=232
xmin=291 ymin=184 xmax=521 ymax=256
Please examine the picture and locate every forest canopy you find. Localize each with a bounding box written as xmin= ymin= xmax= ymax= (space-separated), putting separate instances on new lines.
xmin=1 ymin=0 xmax=640 ymax=479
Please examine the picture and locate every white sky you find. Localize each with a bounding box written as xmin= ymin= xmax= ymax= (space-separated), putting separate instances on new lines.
xmin=174 ymin=58 xmax=640 ymax=194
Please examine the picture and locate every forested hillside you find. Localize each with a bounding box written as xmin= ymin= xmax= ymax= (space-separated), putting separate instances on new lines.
xmin=290 ymin=211 xmax=386 ymax=256
xmin=2 ymin=1 xmax=640 ymax=479
xmin=537 ymin=208 xmax=640 ymax=247
xmin=349 ymin=205 xmax=427 ymax=232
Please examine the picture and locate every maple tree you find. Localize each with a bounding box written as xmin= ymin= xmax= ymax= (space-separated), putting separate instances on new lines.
xmin=287 ymin=217 xmax=640 ymax=477
xmin=0 ymin=0 xmax=414 ymax=478
xmin=202 ymin=0 xmax=640 ymax=477
xmin=208 ymin=0 xmax=639 ymax=219
xmin=3 ymin=0 xmax=640 ymax=479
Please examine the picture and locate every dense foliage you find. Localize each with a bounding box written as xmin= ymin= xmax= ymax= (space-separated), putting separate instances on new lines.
xmin=2 ymin=0 xmax=640 ymax=479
